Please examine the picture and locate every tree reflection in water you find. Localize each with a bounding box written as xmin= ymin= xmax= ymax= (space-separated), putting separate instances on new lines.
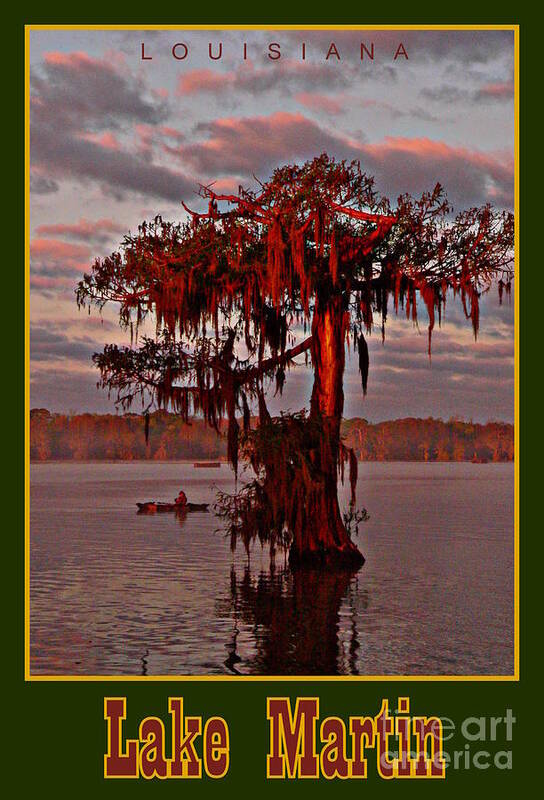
xmin=217 ymin=561 xmax=368 ymax=675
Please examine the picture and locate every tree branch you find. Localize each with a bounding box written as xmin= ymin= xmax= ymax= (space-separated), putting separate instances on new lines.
xmin=328 ymin=202 xmax=397 ymax=225
xmin=236 ymin=335 xmax=314 ymax=382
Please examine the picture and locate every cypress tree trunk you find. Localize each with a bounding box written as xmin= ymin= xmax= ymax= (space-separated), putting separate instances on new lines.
xmin=289 ymin=288 xmax=364 ymax=568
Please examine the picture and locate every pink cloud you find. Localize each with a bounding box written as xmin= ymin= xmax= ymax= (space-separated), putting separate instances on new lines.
xmin=35 ymin=218 xmax=124 ymax=242
xmin=363 ymin=136 xmax=514 ymax=191
xmin=177 ymin=69 xmax=231 ymax=96
xmin=176 ymin=59 xmax=345 ymax=98
xmin=79 ymin=131 xmax=121 ymax=150
xmin=477 ymin=81 xmax=514 ymax=100
xmin=364 ymin=137 xmax=462 ymax=161
xmin=33 ymin=49 xmax=169 ymax=150
xmin=295 ymin=92 xmax=344 ymax=115
xmin=30 ymin=239 xmax=91 ymax=276
xmin=133 ymin=123 xmax=156 ymax=156
xmin=135 ymin=123 xmax=183 ymax=152
xmin=158 ymin=126 xmax=185 ymax=141
xmin=179 ymin=111 xmax=349 ymax=174
xmin=207 ymin=176 xmax=245 ymax=195
xmin=31 ymin=239 xmax=91 ymax=260
xmin=44 ymin=51 xmax=104 ymax=70
xmin=30 ymin=275 xmax=75 ymax=289
xmin=178 ymin=112 xmax=513 ymax=209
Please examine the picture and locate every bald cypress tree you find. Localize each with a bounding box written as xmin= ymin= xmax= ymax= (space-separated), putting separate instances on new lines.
xmin=77 ymin=155 xmax=513 ymax=567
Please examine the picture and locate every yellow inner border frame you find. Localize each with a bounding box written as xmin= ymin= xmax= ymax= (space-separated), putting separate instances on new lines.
xmin=24 ymin=23 xmax=520 ymax=682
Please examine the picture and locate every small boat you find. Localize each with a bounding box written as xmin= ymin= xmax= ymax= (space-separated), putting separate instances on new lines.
xmin=136 ymin=501 xmax=209 ymax=513
xmin=193 ymin=461 xmax=221 ymax=468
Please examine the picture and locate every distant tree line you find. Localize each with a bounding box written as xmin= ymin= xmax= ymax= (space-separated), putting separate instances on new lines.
xmin=342 ymin=417 xmax=513 ymax=463
xmin=30 ymin=409 xmax=513 ymax=463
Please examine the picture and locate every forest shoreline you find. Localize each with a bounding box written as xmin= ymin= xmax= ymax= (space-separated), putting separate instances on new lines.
xmin=30 ymin=410 xmax=514 ymax=463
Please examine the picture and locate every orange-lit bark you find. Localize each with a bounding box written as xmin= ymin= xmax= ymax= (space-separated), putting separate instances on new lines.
xmin=287 ymin=288 xmax=364 ymax=566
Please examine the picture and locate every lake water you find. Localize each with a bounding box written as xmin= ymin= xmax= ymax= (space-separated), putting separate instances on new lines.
xmin=30 ymin=461 xmax=514 ymax=676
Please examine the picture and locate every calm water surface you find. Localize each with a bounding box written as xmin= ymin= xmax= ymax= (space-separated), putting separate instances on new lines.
xmin=30 ymin=461 xmax=514 ymax=676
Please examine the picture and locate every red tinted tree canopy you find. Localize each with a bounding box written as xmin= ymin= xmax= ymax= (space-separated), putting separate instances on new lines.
xmin=77 ymin=154 xmax=513 ymax=424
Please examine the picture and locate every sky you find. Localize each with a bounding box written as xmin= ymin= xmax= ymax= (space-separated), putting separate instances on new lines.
xmin=29 ymin=28 xmax=515 ymax=422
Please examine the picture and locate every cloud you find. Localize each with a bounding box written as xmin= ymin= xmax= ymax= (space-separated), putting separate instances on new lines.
xmin=366 ymin=345 xmax=514 ymax=381
xmin=30 ymin=237 xmax=92 ymax=296
xmin=361 ymin=136 xmax=514 ymax=209
xmin=281 ymin=29 xmax=513 ymax=67
xmin=420 ymin=85 xmax=470 ymax=104
xmin=177 ymin=68 xmax=232 ymax=96
xmin=30 ymin=367 xmax=119 ymax=414
xmin=35 ymin=218 xmax=125 ymax=244
xmin=295 ymin=92 xmax=345 ymax=115
xmin=33 ymin=50 xmax=169 ymax=129
xmin=295 ymin=92 xmax=440 ymax=123
xmin=32 ymin=121 xmax=195 ymax=202
xmin=158 ymin=126 xmax=185 ymax=141
xmin=355 ymin=97 xmax=440 ymax=123
xmin=30 ymin=325 xmax=99 ymax=364
xmin=30 ymin=50 xmax=196 ymax=202
xmin=422 ymin=80 xmax=514 ymax=105
xmin=31 ymin=238 xmax=91 ymax=271
xmin=476 ymin=81 xmax=514 ymax=101
xmin=179 ymin=111 xmax=348 ymax=176
xmin=80 ymin=131 xmax=122 ymax=150
xmin=30 ymin=171 xmax=59 ymax=195
xmin=30 ymin=275 xmax=76 ymax=292
xmin=176 ymin=59 xmax=349 ymax=98
xmin=30 ymin=218 xmax=129 ymax=297
xmin=178 ymin=112 xmax=513 ymax=208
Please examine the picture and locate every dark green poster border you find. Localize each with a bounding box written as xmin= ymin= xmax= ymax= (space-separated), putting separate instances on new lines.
xmin=10 ymin=3 xmax=535 ymax=795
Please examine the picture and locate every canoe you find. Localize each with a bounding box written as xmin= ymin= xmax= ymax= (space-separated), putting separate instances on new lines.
xmin=193 ymin=462 xmax=221 ymax=468
xmin=136 ymin=501 xmax=209 ymax=513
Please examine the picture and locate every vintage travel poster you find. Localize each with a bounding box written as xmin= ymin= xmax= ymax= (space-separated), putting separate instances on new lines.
xmin=15 ymin=14 xmax=530 ymax=795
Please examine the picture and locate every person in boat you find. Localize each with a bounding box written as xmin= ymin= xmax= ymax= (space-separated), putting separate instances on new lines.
xmin=174 ymin=490 xmax=187 ymax=507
